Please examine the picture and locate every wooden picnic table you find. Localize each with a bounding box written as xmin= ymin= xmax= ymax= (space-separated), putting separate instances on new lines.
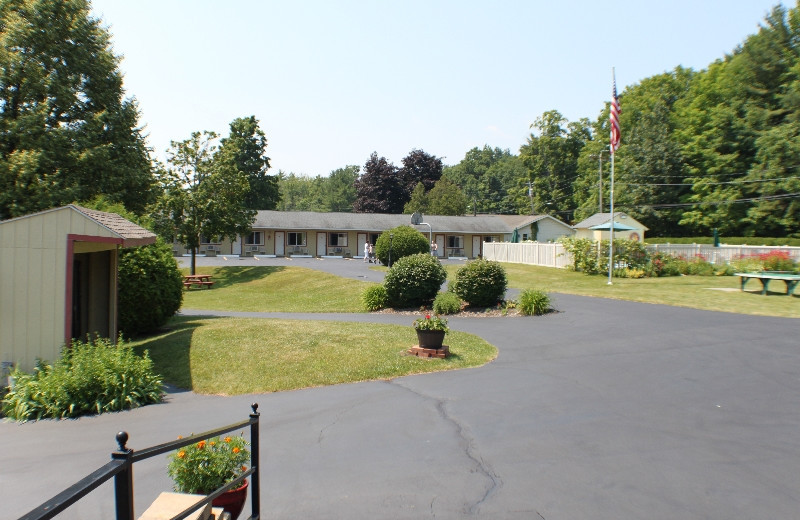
xmin=734 ymin=271 xmax=800 ymax=296
xmin=183 ymin=274 xmax=214 ymax=289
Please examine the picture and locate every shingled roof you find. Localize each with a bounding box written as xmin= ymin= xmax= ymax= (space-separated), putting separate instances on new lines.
xmin=69 ymin=206 xmax=157 ymax=247
xmin=252 ymin=210 xmax=569 ymax=234
xmin=573 ymin=212 xmax=648 ymax=230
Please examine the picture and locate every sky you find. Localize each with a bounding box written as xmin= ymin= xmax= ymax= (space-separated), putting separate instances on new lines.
xmin=89 ymin=0 xmax=790 ymax=176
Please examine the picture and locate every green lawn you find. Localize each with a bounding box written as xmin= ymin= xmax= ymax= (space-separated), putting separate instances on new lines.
xmin=130 ymin=316 xmax=497 ymax=395
xmin=510 ymin=265 xmax=800 ymax=318
xmin=444 ymin=263 xmax=799 ymax=319
xmin=181 ymin=266 xmax=369 ymax=313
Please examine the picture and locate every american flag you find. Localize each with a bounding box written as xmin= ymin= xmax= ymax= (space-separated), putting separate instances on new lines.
xmin=610 ymin=73 xmax=621 ymax=153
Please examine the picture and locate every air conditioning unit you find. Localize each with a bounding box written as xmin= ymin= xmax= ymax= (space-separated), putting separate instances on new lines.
xmin=206 ymin=245 xmax=219 ymax=251
xmin=248 ymin=245 xmax=261 ymax=252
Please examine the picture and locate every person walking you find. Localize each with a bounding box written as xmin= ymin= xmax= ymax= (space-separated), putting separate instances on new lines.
xmin=364 ymin=242 xmax=370 ymax=262
xmin=368 ymin=242 xmax=374 ymax=263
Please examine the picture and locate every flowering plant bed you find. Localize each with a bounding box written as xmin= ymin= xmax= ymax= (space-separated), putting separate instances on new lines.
xmin=167 ymin=434 xmax=250 ymax=495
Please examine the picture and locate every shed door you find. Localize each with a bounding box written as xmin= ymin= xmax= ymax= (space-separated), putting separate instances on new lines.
xmin=275 ymin=231 xmax=285 ymax=256
xmin=317 ymin=232 xmax=327 ymax=256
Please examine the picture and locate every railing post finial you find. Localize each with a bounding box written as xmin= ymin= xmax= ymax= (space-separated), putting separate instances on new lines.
xmin=116 ymin=431 xmax=129 ymax=452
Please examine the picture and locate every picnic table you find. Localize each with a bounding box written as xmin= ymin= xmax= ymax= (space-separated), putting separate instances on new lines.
xmin=734 ymin=271 xmax=800 ymax=296
xmin=183 ymin=274 xmax=214 ymax=289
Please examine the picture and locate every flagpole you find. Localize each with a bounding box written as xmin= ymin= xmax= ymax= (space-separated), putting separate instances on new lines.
xmin=608 ymin=67 xmax=620 ymax=285
xmin=608 ymin=143 xmax=615 ymax=285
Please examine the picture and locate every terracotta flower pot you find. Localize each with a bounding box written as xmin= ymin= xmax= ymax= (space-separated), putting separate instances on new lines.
xmin=212 ymin=479 xmax=248 ymax=520
xmin=416 ymin=329 xmax=445 ymax=349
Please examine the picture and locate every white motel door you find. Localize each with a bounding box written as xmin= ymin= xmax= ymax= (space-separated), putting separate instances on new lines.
xmin=275 ymin=231 xmax=285 ymax=256
xmin=317 ymin=232 xmax=327 ymax=257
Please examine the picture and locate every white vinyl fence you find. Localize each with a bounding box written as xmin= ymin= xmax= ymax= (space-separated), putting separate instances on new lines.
xmin=483 ymin=241 xmax=800 ymax=268
xmin=647 ymin=244 xmax=800 ymax=264
xmin=483 ymin=242 xmax=571 ymax=268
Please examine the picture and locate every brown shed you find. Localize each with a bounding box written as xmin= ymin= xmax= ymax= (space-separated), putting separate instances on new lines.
xmin=0 ymin=205 xmax=156 ymax=373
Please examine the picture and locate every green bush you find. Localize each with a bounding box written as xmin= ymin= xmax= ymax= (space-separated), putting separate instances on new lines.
xmin=384 ymin=253 xmax=447 ymax=307
xmin=449 ymin=259 xmax=508 ymax=307
xmin=648 ymin=252 xmax=682 ymax=277
xmin=118 ymin=239 xmax=184 ymax=336
xmin=374 ymin=225 xmax=430 ymax=266
xmin=361 ymin=284 xmax=388 ymax=311
xmin=683 ymin=255 xmax=715 ymax=276
xmin=433 ymin=292 xmax=462 ymax=315
xmin=560 ymin=237 xmax=602 ymax=274
xmin=1 ymin=336 xmax=163 ymax=421
xmin=518 ymin=289 xmax=551 ymax=316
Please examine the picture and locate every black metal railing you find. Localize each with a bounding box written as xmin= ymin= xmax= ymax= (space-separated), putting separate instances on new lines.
xmin=19 ymin=403 xmax=261 ymax=520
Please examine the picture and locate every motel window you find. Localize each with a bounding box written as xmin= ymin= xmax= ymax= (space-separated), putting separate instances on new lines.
xmin=329 ymin=233 xmax=348 ymax=246
xmin=522 ymin=234 xmax=529 ymax=241
xmin=287 ymin=232 xmax=306 ymax=246
xmin=447 ymin=236 xmax=463 ymax=249
xmin=200 ymin=235 xmax=220 ymax=244
xmin=483 ymin=236 xmax=496 ymax=242
xmin=245 ymin=232 xmax=263 ymax=245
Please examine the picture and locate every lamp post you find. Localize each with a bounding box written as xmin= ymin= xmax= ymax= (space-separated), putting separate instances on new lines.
xmin=388 ymin=233 xmax=394 ymax=267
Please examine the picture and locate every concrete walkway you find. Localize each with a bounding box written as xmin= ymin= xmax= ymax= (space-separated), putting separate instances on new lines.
xmin=3 ymin=259 xmax=800 ymax=519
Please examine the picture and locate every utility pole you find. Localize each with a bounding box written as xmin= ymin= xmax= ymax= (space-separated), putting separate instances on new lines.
xmin=591 ymin=150 xmax=608 ymax=213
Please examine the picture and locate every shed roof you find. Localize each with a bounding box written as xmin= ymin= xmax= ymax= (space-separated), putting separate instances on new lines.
xmin=252 ymin=211 xmax=568 ymax=234
xmin=0 ymin=205 xmax=157 ymax=247
xmin=573 ymin=212 xmax=649 ymax=231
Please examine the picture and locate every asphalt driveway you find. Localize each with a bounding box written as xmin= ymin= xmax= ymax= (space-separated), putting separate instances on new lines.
xmin=3 ymin=257 xmax=799 ymax=519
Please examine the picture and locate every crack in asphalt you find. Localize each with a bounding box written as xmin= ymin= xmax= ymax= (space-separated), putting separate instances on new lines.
xmin=317 ymin=403 xmax=358 ymax=445
xmin=389 ymin=380 xmax=502 ymax=515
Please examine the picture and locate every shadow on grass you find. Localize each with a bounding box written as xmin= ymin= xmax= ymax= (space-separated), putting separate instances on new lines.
xmin=206 ymin=266 xmax=286 ymax=289
xmin=131 ymin=315 xmax=219 ymax=391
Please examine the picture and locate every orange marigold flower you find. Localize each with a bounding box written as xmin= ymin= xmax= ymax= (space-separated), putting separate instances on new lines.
xmin=209 ymin=441 xmax=216 ymax=446
xmin=232 ymin=447 xmax=240 ymax=454
xmin=224 ymin=436 xmax=232 ymax=443
xmin=177 ymin=435 xmax=183 ymax=440
xmin=197 ymin=440 xmax=206 ymax=449
xmin=177 ymin=450 xmax=186 ymax=459
xmin=241 ymin=465 xmax=248 ymax=472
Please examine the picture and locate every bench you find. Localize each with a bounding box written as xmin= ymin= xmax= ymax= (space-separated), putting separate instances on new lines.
xmin=735 ymin=271 xmax=800 ymax=295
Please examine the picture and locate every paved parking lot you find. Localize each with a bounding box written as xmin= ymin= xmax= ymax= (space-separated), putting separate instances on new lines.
xmin=3 ymin=257 xmax=799 ymax=519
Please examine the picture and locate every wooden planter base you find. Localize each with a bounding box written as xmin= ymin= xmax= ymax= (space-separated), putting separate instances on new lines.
xmin=408 ymin=345 xmax=449 ymax=359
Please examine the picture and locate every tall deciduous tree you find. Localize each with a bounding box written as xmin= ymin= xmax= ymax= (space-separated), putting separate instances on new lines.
xmin=427 ymin=177 xmax=468 ymax=215
xmin=325 ymin=165 xmax=359 ymax=212
xmin=520 ymin=111 xmax=588 ymax=218
xmin=400 ymin=149 xmax=443 ymax=195
xmin=217 ymin=116 xmax=279 ymax=210
xmin=0 ymin=0 xmax=154 ymax=219
xmin=353 ymin=152 xmax=405 ymax=213
xmin=154 ymin=131 xmax=254 ymax=274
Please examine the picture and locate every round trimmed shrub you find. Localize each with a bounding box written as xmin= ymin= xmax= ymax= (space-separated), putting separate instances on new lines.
xmin=433 ymin=291 xmax=462 ymax=315
xmin=518 ymin=289 xmax=551 ymax=316
xmin=118 ymin=239 xmax=184 ymax=336
xmin=374 ymin=225 xmax=429 ymax=266
xmin=361 ymin=284 xmax=388 ymax=311
xmin=384 ymin=253 xmax=447 ymax=308
xmin=449 ymin=259 xmax=507 ymax=307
